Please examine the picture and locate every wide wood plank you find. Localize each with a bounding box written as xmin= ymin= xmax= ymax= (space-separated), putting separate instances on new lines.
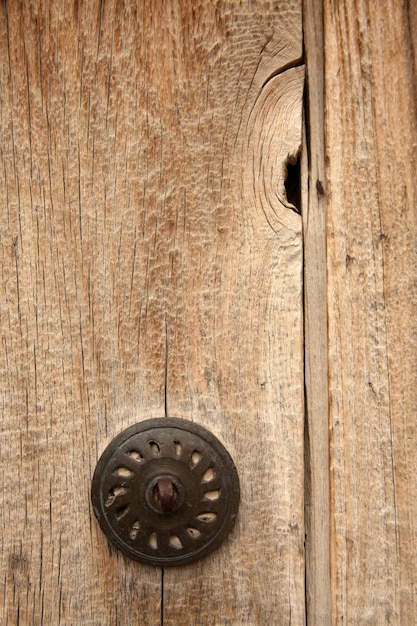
xmin=1 ymin=1 xmax=305 ymax=625
xmin=324 ymin=2 xmax=417 ymax=623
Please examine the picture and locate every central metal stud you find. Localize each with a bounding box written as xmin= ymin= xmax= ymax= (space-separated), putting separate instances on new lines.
xmin=155 ymin=476 xmax=176 ymax=513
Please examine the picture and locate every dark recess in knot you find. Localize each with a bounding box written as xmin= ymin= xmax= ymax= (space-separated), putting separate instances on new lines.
xmin=284 ymin=153 xmax=301 ymax=214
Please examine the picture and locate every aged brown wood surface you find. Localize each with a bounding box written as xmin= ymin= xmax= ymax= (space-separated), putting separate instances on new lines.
xmin=0 ymin=1 xmax=305 ymax=624
xmin=324 ymin=1 xmax=417 ymax=623
xmin=302 ymin=1 xmax=330 ymax=624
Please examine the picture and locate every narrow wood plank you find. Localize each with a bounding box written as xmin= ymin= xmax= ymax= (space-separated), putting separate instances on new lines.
xmin=302 ymin=1 xmax=331 ymax=624
xmin=0 ymin=2 xmax=163 ymax=624
xmin=160 ymin=2 xmax=306 ymax=624
xmin=324 ymin=1 xmax=417 ymax=623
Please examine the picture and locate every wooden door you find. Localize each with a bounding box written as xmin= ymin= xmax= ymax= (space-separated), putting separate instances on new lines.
xmin=1 ymin=1 xmax=416 ymax=625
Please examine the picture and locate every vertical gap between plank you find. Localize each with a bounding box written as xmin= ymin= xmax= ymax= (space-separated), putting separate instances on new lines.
xmin=164 ymin=320 xmax=169 ymax=418
xmin=161 ymin=567 xmax=165 ymax=626
xmin=302 ymin=0 xmax=331 ymax=623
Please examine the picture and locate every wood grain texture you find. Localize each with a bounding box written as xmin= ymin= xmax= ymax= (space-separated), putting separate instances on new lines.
xmin=0 ymin=1 xmax=305 ymax=625
xmin=324 ymin=1 xmax=417 ymax=623
xmin=302 ymin=1 xmax=330 ymax=624
xmin=0 ymin=3 xmax=163 ymax=625
xmin=134 ymin=1 xmax=306 ymax=623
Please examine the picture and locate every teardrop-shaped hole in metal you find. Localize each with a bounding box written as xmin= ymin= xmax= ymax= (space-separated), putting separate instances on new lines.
xmin=190 ymin=450 xmax=202 ymax=467
xmin=115 ymin=505 xmax=129 ymax=520
xmin=196 ymin=512 xmax=217 ymax=523
xmin=204 ymin=489 xmax=220 ymax=501
xmin=105 ymin=486 xmax=128 ymax=507
xmin=201 ymin=467 xmax=215 ymax=483
xmin=128 ymin=450 xmax=144 ymax=462
xmin=129 ymin=521 xmax=140 ymax=540
xmin=187 ymin=527 xmax=201 ymax=539
xmin=149 ymin=441 xmax=161 ymax=455
xmin=115 ymin=467 xmax=134 ymax=478
xmin=169 ymin=535 xmax=183 ymax=549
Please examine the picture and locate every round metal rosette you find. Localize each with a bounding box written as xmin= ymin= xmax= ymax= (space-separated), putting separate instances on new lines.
xmin=91 ymin=417 xmax=240 ymax=566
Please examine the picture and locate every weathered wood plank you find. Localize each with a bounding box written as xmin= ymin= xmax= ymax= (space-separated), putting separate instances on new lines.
xmin=324 ymin=1 xmax=417 ymax=623
xmin=303 ymin=0 xmax=331 ymax=624
xmin=1 ymin=1 xmax=305 ymax=625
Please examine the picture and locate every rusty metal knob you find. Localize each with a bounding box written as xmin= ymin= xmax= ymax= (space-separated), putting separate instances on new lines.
xmin=156 ymin=476 xmax=176 ymax=513
xmin=91 ymin=417 xmax=240 ymax=566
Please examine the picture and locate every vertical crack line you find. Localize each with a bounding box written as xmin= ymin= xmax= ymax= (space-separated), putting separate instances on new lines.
xmin=160 ymin=567 xmax=165 ymax=626
xmin=164 ymin=320 xmax=169 ymax=418
xmin=301 ymin=97 xmax=310 ymax=626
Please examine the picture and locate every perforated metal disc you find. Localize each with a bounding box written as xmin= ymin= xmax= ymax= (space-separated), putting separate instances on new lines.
xmin=91 ymin=418 xmax=240 ymax=566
